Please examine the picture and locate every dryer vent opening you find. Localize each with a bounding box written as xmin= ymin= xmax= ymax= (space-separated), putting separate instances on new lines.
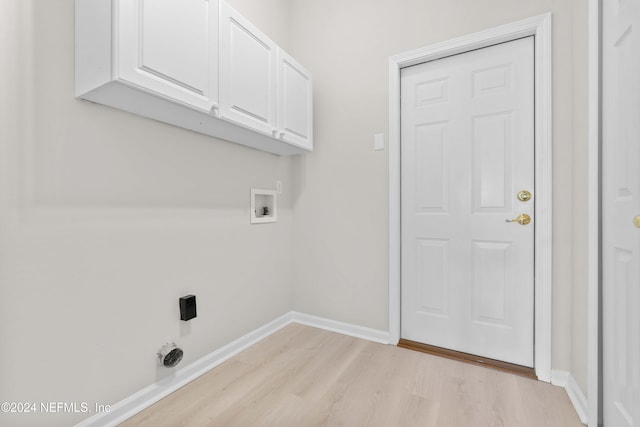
xmin=157 ymin=342 xmax=183 ymax=368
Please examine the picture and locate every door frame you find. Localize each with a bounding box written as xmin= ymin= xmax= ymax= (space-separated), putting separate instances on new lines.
xmin=388 ymin=13 xmax=553 ymax=382
xmin=586 ymin=1 xmax=600 ymax=426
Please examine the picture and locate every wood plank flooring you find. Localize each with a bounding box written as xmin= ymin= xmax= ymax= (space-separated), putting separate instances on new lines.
xmin=121 ymin=324 xmax=583 ymax=427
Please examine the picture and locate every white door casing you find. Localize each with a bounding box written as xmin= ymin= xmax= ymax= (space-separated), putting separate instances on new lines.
xmin=401 ymin=37 xmax=535 ymax=367
xmin=116 ymin=0 xmax=219 ymax=112
xmin=389 ymin=14 xmax=552 ymax=381
xmin=602 ymin=0 xmax=640 ymax=425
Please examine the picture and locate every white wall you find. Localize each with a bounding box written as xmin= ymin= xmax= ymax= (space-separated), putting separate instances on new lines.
xmin=0 ymin=1 xmax=293 ymax=426
xmin=570 ymin=0 xmax=589 ymax=394
xmin=287 ymin=0 xmax=589 ymax=393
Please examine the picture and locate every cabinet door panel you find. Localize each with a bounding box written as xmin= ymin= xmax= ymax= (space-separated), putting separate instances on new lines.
xmin=117 ymin=0 xmax=218 ymax=111
xmin=277 ymin=48 xmax=313 ymax=150
xmin=219 ymin=2 xmax=276 ymax=135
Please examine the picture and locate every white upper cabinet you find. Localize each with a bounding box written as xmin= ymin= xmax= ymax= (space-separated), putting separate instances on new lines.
xmin=75 ymin=0 xmax=312 ymax=155
xmin=117 ymin=0 xmax=218 ymax=112
xmin=219 ymin=2 xmax=277 ymax=135
xmin=277 ymin=48 xmax=313 ymax=150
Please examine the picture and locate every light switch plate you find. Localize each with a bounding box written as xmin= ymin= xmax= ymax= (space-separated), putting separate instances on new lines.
xmin=374 ymin=133 xmax=385 ymax=150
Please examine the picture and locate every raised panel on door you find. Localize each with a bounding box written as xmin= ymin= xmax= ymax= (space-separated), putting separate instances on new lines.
xmin=472 ymin=241 xmax=511 ymax=326
xmin=473 ymin=112 xmax=512 ymax=212
xmin=415 ymin=122 xmax=449 ymax=213
xmin=401 ymin=37 xmax=534 ymax=367
xmin=416 ymin=239 xmax=449 ymax=317
xmin=603 ymin=0 xmax=640 ymax=425
xmin=219 ymin=2 xmax=276 ymax=135
xmin=277 ymin=48 xmax=313 ymax=150
xmin=116 ymin=0 xmax=219 ymax=112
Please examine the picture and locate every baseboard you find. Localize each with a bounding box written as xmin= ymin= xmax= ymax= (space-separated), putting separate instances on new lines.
xmin=551 ymin=370 xmax=588 ymax=425
xmin=75 ymin=311 xmax=294 ymax=427
xmin=291 ymin=311 xmax=390 ymax=344
xmin=75 ymin=311 xmax=389 ymax=426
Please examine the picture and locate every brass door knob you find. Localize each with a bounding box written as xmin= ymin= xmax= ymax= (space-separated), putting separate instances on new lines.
xmin=505 ymin=214 xmax=531 ymax=225
xmin=634 ymin=215 xmax=640 ymax=228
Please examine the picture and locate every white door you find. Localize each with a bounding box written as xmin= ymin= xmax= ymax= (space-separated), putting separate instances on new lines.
xmin=219 ymin=2 xmax=277 ymax=136
xmin=602 ymin=0 xmax=640 ymax=425
xmin=276 ymin=48 xmax=313 ymax=151
xmin=116 ymin=0 xmax=219 ymax=112
xmin=401 ymin=37 xmax=535 ymax=367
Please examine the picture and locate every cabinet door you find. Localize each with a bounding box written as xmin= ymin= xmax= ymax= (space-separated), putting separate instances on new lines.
xmin=277 ymin=48 xmax=313 ymax=150
xmin=219 ymin=2 xmax=277 ymax=135
xmin=116 ymin=0 xmax=219 ymax=113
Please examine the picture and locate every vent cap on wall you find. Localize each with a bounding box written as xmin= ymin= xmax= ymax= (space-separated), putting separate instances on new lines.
xmin=157 ymin=342 xmax=183 ymax=368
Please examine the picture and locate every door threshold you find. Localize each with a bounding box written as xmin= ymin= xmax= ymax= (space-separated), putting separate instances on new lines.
xmin=398 ymin=339 xmax=537 ymax=380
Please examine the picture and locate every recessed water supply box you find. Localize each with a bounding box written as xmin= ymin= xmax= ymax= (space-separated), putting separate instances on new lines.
xmin=251 ymin=188 xmax=277 ymax=224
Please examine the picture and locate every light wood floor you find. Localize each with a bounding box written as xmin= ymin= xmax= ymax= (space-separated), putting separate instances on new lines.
xmin=122 ymin=324 xmax=583 ymax=427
